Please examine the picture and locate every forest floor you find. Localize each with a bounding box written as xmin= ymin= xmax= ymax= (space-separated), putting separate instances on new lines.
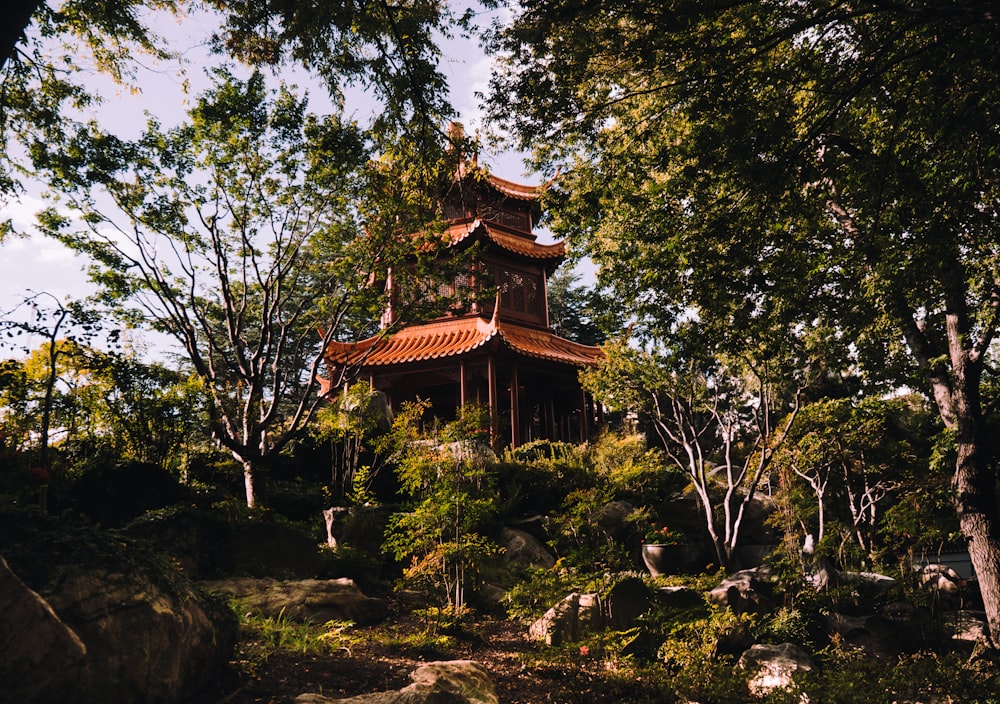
xmin=220 ymin=608 xmax=666 ymax=704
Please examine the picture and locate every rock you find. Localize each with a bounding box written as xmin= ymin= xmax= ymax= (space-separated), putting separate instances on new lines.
xmin=921 ymin=564 xmax=968 ymax=608
xmin=0 ymin=554 xmax=87 ymax=702
xmin=296 ymin=691 xmax=467 ymax=703
xmin=0 ymin=510 xmax=236 ymax=704
xmin=227 ymin=520 xmax=323 ymax=576
xmin=323 ymin=507 xmax=340 ymax=550
xmin=501 ymin=527 xmax=555 ymax=570
xmin=473 ymin=583 xmax=507 ymax=610
xmin=596 ymin=500 xmax=635 ymax=541
xmin=941 ymin=610 xmax=990 ymax=648
xmin=529 ymin=592 xmax=583 ymax=646
xmin=823 ymin=612 xmax=902 ymax=658
xmin=605 ymin=576 xmax=653 ymax=629
xmin=738 ymin=642 xmax=815 ymax=698
xmin=404 ymin=660 xmax=499 ymax=704
xmin=577 ymin=592 xmax=604 ymax=635
xmin=203 ymin=576 xmax=387 ymax=625
xmin=656 ymin=585 xmax=704 ymax=609
xmin=736 ymin=544 xmax=778 ymax=569
xmin=707 ymin=568 xmax=776 ymax=614
xmin=295 ymin=660 xmax=496 ymax=704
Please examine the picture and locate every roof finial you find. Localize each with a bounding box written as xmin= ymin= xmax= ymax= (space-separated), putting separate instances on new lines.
xmin=447 ymin=121 xmax=465 ymax=150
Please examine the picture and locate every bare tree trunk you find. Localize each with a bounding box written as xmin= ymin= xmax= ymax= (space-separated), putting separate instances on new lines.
xmin=243 ymin=459 xmax=257 ymax=509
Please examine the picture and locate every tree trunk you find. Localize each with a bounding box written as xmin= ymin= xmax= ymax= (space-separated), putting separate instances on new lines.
xmin=243 ymin=459 xmax=257 ymax=509
xmin=954 ymin=428 xmax=1000 ymax=646
xmin=1 ymin=0 xmax=40 ymax=70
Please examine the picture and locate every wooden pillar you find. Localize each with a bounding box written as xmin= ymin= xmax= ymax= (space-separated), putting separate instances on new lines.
xmin=510 ymin=365 xmax=520 ymax=448
xmin=579 ymin=389 xmax=588 ymax=443
xmin=487 ymin=356 xmax=497 ymax=443
xmin=459 ymin=361 xmax=467 ymax=408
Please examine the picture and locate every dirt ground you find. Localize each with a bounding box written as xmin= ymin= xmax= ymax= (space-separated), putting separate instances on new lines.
xmin=219 ymin=612 xmax=665 ymax=704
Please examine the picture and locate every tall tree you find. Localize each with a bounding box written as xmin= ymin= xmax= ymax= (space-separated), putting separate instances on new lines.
xmin=487 ymin=0 xmax=1000 ymax=641
xmin=582 ymin=338 xmax=801 ymax=570
xmin=1 ymin=1 xmax=457 ymax=201
xmin=34 ymin=71 xmax=453 ymax=507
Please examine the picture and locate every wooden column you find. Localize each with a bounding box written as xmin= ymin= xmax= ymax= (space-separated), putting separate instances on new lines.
xmin=510 ymin=365 xmax=520 ymax=447
xmin=459 ymin=361 xmax=467 ymax=409
xmin=579 ymin=389 xmax=588 ymax=443
xmin=488 ymin=356 xmax=497 ymax=443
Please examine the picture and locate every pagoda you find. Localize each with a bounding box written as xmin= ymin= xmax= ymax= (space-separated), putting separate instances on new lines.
xmin=323 ymin=154 xmax=604 ymax=448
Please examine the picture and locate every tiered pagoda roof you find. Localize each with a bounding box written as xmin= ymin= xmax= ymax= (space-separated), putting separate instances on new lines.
xmin=326 ymin=312 xmax=602 ymax=369
xmin=445 ymin=218 xmax=567 ymax=267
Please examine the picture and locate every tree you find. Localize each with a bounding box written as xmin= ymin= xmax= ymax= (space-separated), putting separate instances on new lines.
xmin=582 ymin=339 xmax=800 ymax=570
xmin=488 ymin=0 xmax=1000 ymax=643
xmin=772 ymin=396 xmax=940 ymax=563
xmin=0 ymin=292 xmax=108 ymax=472
xmin=1 ymin=0 xmax=457 ymax=148
xmin=546 ymin=268 xmax=610 ymax=346
xmin=383 ymin=402 xmax=500 ymax=615
xmin=34 ymin=71 xmax=453 ymax=507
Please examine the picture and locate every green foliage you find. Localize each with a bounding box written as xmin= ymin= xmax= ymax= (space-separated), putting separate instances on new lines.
xmin=31 ymin=67 xmax=458 ymax=508
xmin=232 ymin=600 xmax=357 ymax=675
xmin=487 ymin=0 xmax=1000 ymax=635
xmin=801 ymin=649 xmax=1000 ymax=704
xmin=504 ymin=562 xmax=585 ymax=621
xmin=382 ymin=402 xmax=502 ymax=614
xmin=591 ymin=434 xmax=686 ymax=505
xmin=752 ymin=606 xmax=815 ymax=650
xmin=546 ymin=267 xmax=613 ymax=345
xmin=771 ymin=394 xmax=949 ymax=565
xmin=313 ymin=382 xmax=391 ymax=504
xmin=582 ymin=340 xmax=799 ymax=570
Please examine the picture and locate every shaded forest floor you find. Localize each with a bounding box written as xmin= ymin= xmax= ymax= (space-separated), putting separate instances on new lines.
xmin=221 ymin=610 xmax=669 ymax=704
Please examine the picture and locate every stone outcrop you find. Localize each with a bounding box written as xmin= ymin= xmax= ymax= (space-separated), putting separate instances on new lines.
xmin=296 ymin=660 xmax=497 ymax=704
xmin=941 ymin=610 xmax=990 ymax=649
xmin=528 ymin=578 xmax=656 ymax=645
xmin=501 ymin=527 xmax=555 ymax=570
xmin=0 ymin=510 xmax=236 ymax=704
xmin=404 ymin=661 xmax=499 ymax=704
xmin=707 ymin=568 xmax=777 ymax=614
xmin=0 ymin=555 xmax=88 ymax=702
xmin=823 ymin=612 xmax=904 ymax=658
xmin=297 ymin=694 xmax=466 ymax=704
xmin=204 ymin=576 xmax=387 ymax=625
xmin=529 ymin=592 xmax=586 ymax=646
xmin=738 ymin=642 xmax=815 ymax=698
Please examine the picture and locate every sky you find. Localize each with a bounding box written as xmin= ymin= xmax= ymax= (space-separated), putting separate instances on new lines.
xmin=0 ymin=6 xmax=545 ymax=358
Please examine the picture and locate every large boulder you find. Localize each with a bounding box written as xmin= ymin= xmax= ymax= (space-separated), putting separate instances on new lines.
xmin=297 ymin=694 xmax=466 ymax=704
xmin=738 ymin=642 xmax=815 ymax=699
xmin=941 ymin=610 xmax=990 ymax=650
xmin=823 ymin=612 xmax=904 ymax=658
xmin=0 ymin=555 xmax=87 ymax=702
xmin=605 ymin=576 xmax=653 ymax=629
xmin=0 ymin=510 xmax=236 ymax=704
xmin=501 ymin=527 xmax=555 ymax=570
xmin=203 ymin=576 xmax=387 ymax=625
xmin=707 ymin=568 xmax=777 ymax=614
xmin=403 ymin=661 xmax=499 ymax=704
xmin=529 ymin=592 xmax=585 ymax=646
xmin=296 ymin=660 xmax=496 ymax=704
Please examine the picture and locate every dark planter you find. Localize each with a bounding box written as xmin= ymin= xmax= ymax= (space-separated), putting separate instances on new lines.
xmin=641 ymin=543 xmax=688 ymax=577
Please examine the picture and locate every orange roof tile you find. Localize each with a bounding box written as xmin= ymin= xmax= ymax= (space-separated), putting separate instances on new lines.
xmin=446 ymin=219 xmax=567 ymax=260
xmin=486 ymin=173 xmax=544 ymax=201
xmin=325 ymin=316 xmax=602 ymax=368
